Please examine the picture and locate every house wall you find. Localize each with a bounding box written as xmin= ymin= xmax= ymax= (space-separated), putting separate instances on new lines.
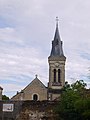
xmin=0 ymin=89 xmax=3 ymax=100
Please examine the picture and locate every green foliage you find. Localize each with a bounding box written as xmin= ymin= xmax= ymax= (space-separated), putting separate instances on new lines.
xmin=75 ymin=98 xmax=90 ymax=120
xmin=2 ymin=95 xmax=9 ymax=100
xmin=55 ymin=80 xmax=90 ymax=120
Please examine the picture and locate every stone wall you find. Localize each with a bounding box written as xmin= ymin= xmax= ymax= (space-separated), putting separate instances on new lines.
xmin=16 ymin=101 xmax=58 ymax=120
xmin=0 ymin=101 xmax=22 ymax=120
xmin=0 ymin=100 xmax=59 ymax=120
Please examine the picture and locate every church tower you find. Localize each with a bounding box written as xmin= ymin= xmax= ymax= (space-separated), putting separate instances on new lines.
xmin=48 ymin=18 xmax=66 ymax=100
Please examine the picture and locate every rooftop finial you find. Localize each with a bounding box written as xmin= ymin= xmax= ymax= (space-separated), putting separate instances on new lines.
xmin=35 ymin=74 xmax=38 ymax=78
xmin=56 ymin=16 xmax=59 ymax=27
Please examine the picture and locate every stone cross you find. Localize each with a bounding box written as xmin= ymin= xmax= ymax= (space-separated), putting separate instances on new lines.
xmin=35 ymin=74 xmax=38 ymax=78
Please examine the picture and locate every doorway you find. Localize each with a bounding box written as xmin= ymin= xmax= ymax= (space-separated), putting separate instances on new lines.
xmin=33 ymin=94 xmax=38 ymax=101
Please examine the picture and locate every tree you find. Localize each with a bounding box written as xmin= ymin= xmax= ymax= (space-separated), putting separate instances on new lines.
xmin=2 ymin=95 xmax=9 ymax=100
xmin=75 ymin=98 xmax=90 ymax=120
xmin=55 ymin=80 xmax=90 ymax=120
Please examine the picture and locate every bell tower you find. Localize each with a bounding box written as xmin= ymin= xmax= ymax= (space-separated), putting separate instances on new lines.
xmin=48 ymin=18 xmax=66 ymax=100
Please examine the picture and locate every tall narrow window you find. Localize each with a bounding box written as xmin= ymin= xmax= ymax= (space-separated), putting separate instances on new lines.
xmin=54 ymin=69 xmax=56 ymax=82
xmin=58 ymin=69 xmax=61 ymax=83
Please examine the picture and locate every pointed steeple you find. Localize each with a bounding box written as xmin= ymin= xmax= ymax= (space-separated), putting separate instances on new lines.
xmin=54 ymin=17 xmax=61 ymax=41
xmin=50 ymin=17 xmax=64 ymax=57
xmin=48 ymin=18 xmax=66 ymax=100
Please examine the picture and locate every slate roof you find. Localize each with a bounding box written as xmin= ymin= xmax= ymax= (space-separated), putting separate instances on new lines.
xmin=50 ymin=22 xmax=64 ymax=57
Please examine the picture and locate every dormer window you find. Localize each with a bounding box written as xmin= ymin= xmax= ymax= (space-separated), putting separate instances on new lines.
xmin=56 ymin=39 xmax=59 ymax=45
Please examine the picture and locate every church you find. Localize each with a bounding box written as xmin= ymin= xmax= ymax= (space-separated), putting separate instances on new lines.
xmin=11 ymin=19 xmax=66 ymax=101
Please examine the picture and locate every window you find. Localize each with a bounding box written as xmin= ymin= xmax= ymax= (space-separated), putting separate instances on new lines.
xmin=54 ymin=69 xmax=56 ymax=82
xmin=58 ymin=69 xmax=61 ymax=83
xmin=56 ymin=39 xmax=59 ymax=45
xmin=33 ymin=94 xmax=38 ymax=101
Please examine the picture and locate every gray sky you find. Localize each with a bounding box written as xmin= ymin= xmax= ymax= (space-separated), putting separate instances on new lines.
xmin=0 ymin=0 xmax=90 ymax=98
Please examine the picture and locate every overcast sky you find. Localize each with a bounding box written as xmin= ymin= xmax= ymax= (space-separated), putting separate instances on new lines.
xmin=0 ymin=0 xmax=90 ymax=98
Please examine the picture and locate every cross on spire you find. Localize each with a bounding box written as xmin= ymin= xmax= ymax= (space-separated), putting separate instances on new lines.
xmin=56 ymin=16 xmax=59 ymax=27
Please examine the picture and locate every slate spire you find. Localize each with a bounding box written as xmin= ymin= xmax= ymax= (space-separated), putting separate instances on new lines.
xmin=50 ymin=17 xmax=64 ymax=56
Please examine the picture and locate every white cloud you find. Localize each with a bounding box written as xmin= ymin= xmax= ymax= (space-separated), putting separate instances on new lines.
xmin=0 ymin=27 xmax=24 ymax=45
xmin=0 ymin=0 xmax=90 ymax=97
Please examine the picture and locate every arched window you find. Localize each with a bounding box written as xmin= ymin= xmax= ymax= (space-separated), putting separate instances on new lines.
xmin=33 ymin=94 xmax=38 ymax=101
xmin=54 ymin=69 xmax=56 ymax=82
xmin=58 ymin=69 xmax=61 ymax=83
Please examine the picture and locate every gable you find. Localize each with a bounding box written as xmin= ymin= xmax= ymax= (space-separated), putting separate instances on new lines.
xmin=23 ymin=78 xmax=47 ymax=92
xmin=11 ymin=77 xmax=47 ymax=100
